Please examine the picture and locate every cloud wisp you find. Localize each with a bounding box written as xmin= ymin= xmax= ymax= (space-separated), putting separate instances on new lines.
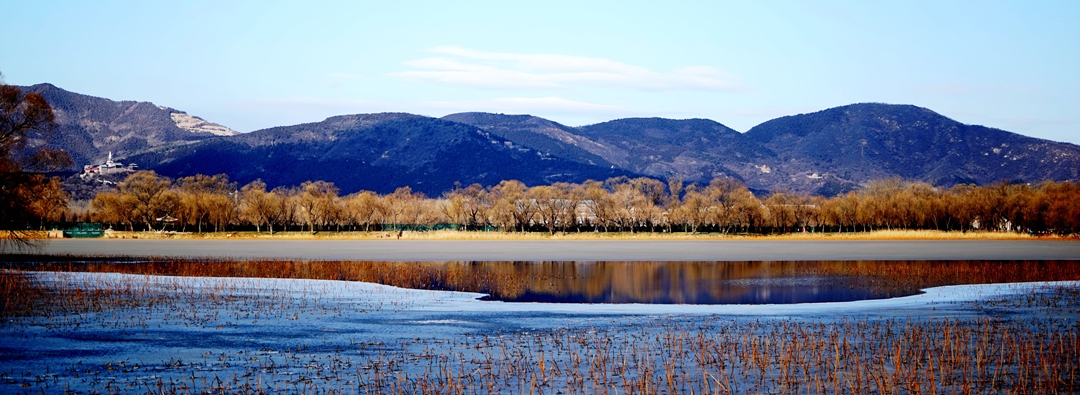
xmin=228 ymin=96 xmax=635 ymax=128
xmin=392 ymin=46 xmax=745 ymax=92
xmin=423 ymin=96 xmax=630 ymax=115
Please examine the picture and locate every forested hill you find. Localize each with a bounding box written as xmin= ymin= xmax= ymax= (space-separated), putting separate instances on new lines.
xmin=744 ymin=103 xmax=1080 ymax=190
xmin=444 ymin=114 xmax=782 ymax=189
xmin=449 ymin=108 xmax=1080 ymax=195
xmin=19 ymin=83 xmax=236 ymax=170
xmin=574 ymin=118 xmax=776 ymax=184
xmin=441 ymin=112 xmax=616 ymax=168
xmin=25 ymin=83 xmax=1080 ymax=196
xmin=125 ymin=113 xmax=633 ymax=196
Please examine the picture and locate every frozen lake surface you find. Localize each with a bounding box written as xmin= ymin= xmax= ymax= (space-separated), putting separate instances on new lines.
xmin=2 ymin=271 xmax=1076 ymax=394
xmin=31 ymin=239 xmax=1080 ymax=261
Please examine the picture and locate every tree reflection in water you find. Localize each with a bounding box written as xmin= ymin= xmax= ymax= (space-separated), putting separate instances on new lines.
xmin=9 ymin=257 xmax=1077 ymax=305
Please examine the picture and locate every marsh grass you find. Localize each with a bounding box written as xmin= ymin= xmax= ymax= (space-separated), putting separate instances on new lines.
xmin=3 ymin=276 xmax=1078 ymax=394
xmin=2 ymin=258 xmax=1079 ymax=393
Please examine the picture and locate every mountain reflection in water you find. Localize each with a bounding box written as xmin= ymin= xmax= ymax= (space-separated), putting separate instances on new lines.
xmin=472 ymin=261 xmax=903 ymax=304
xmin=8 ymin=258 xmax=1077 ymax=305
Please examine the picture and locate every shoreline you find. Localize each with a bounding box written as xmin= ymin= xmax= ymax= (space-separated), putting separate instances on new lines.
xmin=19 ymin=228 xmax=1075 ymax=241
xmin=16 ymin=238 xmax=1080 ymax=261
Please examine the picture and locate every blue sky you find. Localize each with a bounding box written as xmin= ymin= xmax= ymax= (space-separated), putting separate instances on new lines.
xmin=2 ymin=1 xmax=1078 ymax=144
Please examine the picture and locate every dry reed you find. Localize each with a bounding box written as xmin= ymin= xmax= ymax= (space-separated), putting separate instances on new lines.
xmin=1 ymin=258 xmax=1077 ymax=394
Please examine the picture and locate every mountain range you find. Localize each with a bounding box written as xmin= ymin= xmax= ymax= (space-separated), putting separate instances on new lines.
xmin=22 ymin=83 xmax=1080 ymax=196
xmin=20 ymin=83 xmax=237 ymax=169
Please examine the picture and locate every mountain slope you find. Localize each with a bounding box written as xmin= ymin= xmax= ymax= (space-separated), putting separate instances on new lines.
xmin=573 ymin=118 xmax=776 ymax=183
xmin=745 ymin=103 xmax=1080 ymax=188
xmin=19 ymin=83 xmax=235 ymax=170
xmin=444 ymin=114 xmax=778 ymax=185
xmin=127 ymin=113 xmax=631 ymax=195
xmin=441 ymin=112 xmax=616 ymax=168
xmin=27 ymin=83 xmax=1078 ymax=196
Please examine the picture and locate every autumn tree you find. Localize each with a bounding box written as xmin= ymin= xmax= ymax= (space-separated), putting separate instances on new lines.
xmin=607 ymin=178 xmax=654 ymax=233
xmin=271 ymin=186 xmax=301 ymax=232
xmin=675 ymin=184 xmax=711 ymax=233
xmin=490 ymin=180 xmax=534 ymax=232
xmin=1040 ymin=181 xmax=1080 ymax=234
xmin=24 ymin=175 xmax=68 ymax=229
xmin=90 ymin=191 xmax=138 ymax=230
xmin=0 ymin=76 xmax=72 ymax=244
xmin=789 ymin=193 xmax=817 ymax=232
xmin=529 ymin=185 xmax=570 ymax=234
xmin=114 ymin=171 xmax=177 ymax=231
xmin=296 ymin=180 xmax=340 ymax=233
xmin=731 ymin=190 xmax=765 ymax=233
xmin=581 ymin=180 xmax=614 ymax=232
xmin=459 ymin=183 xmax=492 ymax=230
xmin=383 ymin=186 xmax=428 ymax=232
xmin=764 ymin=192 xmax=795 ymax=232
xmin=175 ymin=174 xmax=237 ymax=232
xmin=825 ymin=191 xmax=859 ymax=230
xmin=239 ymin=180 xmax=284 ymax=233
xmin=344 ymin=190 xmax=385 ymax=232
xmin=703 ymin=178 xmax=752 ymax=233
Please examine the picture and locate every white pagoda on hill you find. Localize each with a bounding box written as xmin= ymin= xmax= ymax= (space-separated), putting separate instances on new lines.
xmin=81 ymin=152 xmax=137 ymax=178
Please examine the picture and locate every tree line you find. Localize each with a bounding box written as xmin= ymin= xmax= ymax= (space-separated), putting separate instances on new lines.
xmin=65 ymin=171 xmax=1080 ymax=236
xmin=3 ymin=78 xmax=1077 ymax=237
xmin=1 ymin=75 xmax=72 ymax=244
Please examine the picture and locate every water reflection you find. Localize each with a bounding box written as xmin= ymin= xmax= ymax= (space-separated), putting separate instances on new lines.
xmin=6 ymin=257 xmax=1077 ymax=305
xmin=454 ymin=260 xmax=1079 ymax=304
xmin=468 ymin=261 xmax=911 ymax=304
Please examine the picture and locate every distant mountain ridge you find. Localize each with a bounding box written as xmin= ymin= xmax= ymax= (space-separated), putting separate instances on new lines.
xmin=22 ymin=83 xmax=1079 ymax=196
xmin=18 ymin=83 xmax=236 ymax=170
xmin=447 ymin=106 xmax=1080 ymax=195
xmin=441 ymin=112 xmax=617 ymax=168
xmin=744 ymin=103 xmax=1080 ymax=189
xmin=125 ymin=112 xmax=631 ymax=195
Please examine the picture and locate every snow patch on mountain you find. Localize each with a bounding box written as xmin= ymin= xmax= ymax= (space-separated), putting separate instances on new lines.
xmin=169 ymin=111 xmax=239 ymax=136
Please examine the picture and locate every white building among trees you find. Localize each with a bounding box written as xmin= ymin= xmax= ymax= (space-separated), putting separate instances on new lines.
xmin=81 ymin=152 xmax=137 ymax=177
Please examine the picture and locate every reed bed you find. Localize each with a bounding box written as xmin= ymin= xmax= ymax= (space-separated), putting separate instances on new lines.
xmin=1 ymin=275 xmax=1077 ymax=394
xmin=1 ymin=259 xmax=1078 ymax=394
xmin=0 ymin=271 xmax=393 ymax=334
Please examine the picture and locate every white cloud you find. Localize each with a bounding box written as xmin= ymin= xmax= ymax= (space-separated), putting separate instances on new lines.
xmin=227 ymin=96 xmax=634 ymax=128
xmin=232 ymin=97 xmax=392 ymax=113
xmin=391 ymin=46 xmax=746 ymax=92
xmin=423 ymin=97 xmax=630 ymax=115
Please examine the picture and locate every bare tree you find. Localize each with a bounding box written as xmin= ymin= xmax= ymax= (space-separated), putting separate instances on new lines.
xmin=764 ymin=192 xmax=795 ymax=233
xmin=239 ymin=180 xmax=278 ymax=233
xmin=297 ymin=180 xmax=340 ymax=234
xmin=90 ymin=192 xmax=138 ymax=231
xmin=608 ymin=181 xmax=648 ymax=233
xmin=529 ymin=185 xmax=565 ymax=234
xmin=176 ymin=174 xmax=236 ymax=232
xmin=461 ymin=183 xmax=491 ymax=230
xmin=116 ymin=171 xmax=177 ymax=231
xmin=25 ymin=175 xmax=69 ymax=230
xmin=438 ymin=189 xmax=468 ymax=229
xmin=676 ymin=185 xmax=711 ymax=234
xmin=490 ymin=180 xmax=534 ymax=232
xmin=344 ymin=190 xmax=385 ymax=232
xmin=1 ymin=79 xmax=73 ymax=247
xmin=384 ymin=186 xmax=427 ymax=233
xmin=582 ymin=180 xmax=615 ymax=232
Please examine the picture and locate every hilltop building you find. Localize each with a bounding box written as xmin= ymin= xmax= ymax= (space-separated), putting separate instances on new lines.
xmin=81 ymin=152 xmax=137 ymax=178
